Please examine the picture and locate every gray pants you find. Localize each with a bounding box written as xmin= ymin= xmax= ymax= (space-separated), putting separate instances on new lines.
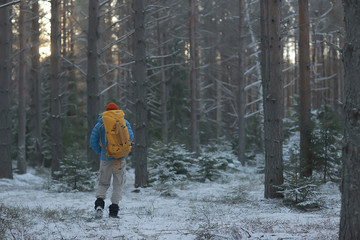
xmin=96 ymin=159 xmax=126 ymax=204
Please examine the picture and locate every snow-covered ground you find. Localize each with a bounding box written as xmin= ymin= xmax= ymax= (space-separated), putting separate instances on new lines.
xmin=0 ymin=166 xmax=340 ymax=240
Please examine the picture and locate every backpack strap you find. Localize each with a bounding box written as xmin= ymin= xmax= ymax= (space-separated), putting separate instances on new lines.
xmin=99 ymin=123 xmax=104 ymax=148
xmin=98 ymin=123 xmax=109 ymax=161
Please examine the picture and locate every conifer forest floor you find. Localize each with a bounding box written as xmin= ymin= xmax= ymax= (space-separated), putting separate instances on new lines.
xmin=0 ymin=166 xmax=340 ymax=240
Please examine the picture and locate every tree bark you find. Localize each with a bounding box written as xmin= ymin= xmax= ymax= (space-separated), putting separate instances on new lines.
xmin=339 ymin=0 xmax=360 ymax=238
xmin=189 ymin=0 xmax=199 ymax=156
xmin=156 ymin=7 xmax=168 ymax=144
xmin=17 ymin=0 xmax=27 ymax=174
xmin=61 ymin=0 xmax=68 ymax=115
xmin=115 ymin=0 xmax=127 ymax=105
xmin=260 ymin=0 xmax=284 ymax=199
xmin=0 ymin=0 xmax=13 ymax=179
xmin=67 ymin=0 xmax=77 ymax=115
xmin=237 ymin=0 xmax=246 ymax=166
xmin=87 ymin=0 xmax=100 ymax=171
xmin=132 ymin=0 xmax=148 ymax=188
xmin=50 ymin=0 xmax=62 ymax=176
xmin=216 ymin=54 xmax=222 ymax=139
xmin=298 ymin=0 xmax=312 ymax=177
xmin=30 ymin=0 xmax=42 ymax=167
xmin=332 ymin=36 xmax=340 ymax=113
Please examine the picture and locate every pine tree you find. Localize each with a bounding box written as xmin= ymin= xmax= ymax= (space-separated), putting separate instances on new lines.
xmin=87 ymin=0 xmax=100 ymax=171
xmin=298 ymin=0 xmax=312 ymax=177
xmin=260 ymin=0 xmax=284 ymax=199
xmin=339 ymin=0 xmax=360 ymax=238
xmin=189 ymin=0 xmax=200 ymax=156
xmin=311 ymin=105 xmax=342 ymax=182
xmin=0 ymin=0 xmax=13 ymax=179
xmin=50 ymin=0 xmax=62 ymax=176
xmin=133 ymin=0 xmax=148 ymax=188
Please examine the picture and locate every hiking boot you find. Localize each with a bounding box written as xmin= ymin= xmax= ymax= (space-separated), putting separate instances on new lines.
xmin=109 ymin=203 xmax=119 ymax=218
xmin=94 ymin=198 xmax=105 ymax=219
xmin=95 ymin=206 xmax=103 ymax=219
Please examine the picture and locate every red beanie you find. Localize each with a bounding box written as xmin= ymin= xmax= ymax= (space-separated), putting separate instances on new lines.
xmin=105 ymin=103 xmax=119 ymax=111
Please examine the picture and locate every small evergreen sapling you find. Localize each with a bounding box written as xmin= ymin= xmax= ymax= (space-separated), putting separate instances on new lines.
xmin=148 ymin=141 xmax=238 ymax=184
xmin=280 ymin=146 xmax=322 ymax=210
xmin=148 ymin=142 xmax=194 ymax=184
xmin=50 ymin=153 xmax=96 ymax=192
xmin=311 ymin=105 xmax=342 ymax=182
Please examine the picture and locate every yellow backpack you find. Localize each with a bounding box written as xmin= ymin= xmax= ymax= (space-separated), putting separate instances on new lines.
xmin=100 ymin=110 xmax=132 ymax=160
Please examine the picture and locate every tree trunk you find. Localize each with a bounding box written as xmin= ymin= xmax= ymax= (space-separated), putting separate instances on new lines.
xmin=298 ymin=0 xmax=312 ymax=177
xmin=99 ymin=1 xmax=114 ymax=105
xmin=126 ymin=0 xmax=133 ymax=113
xmin=156 ymin=8 xmax=168 ymax=145
xmin=105 ymin=1 xmax=115 ymax=92
xmin=0 ymin=1 xmax=13 ymax=179
xmin=62 ymin=0 xmax=67 ymax=57
xmin=294 ymin=37 xmax=299 ymax=97
xmin=50 ymin=0 xmax=62 ymax=176
xmin=132 ymin=0 xmax=148 ymax=188
xmin=87 ymin=0 xmax=100 ymax=171
xmin=17 ymin=0 xmax=27 ymax=174
xmin=216 ymin=54 xmax=222 ymax=139
xmin=311 ymin=16 xmax=320 ymax=110
xmin=245 ymin=0 xmax=264 ymax=150
xmin=332 ymin=37 xmax=340 ymax=113
xmin=67 ymin=0 xmax=77 ymax=116
xmin=237 ymin=0 xmax=246 ymax=166
xmin=61 ymin=0 xmax=68 ymax=115
xmin=189 ymin=0 xmax=199 ymax=156
xmin=115 ymin=0 xmax=126 ymax=104
xmin=260 ymin=0 xmax=284 ymax=199
xmin=338 ymin=36 xmax=345 ymax=107
xmin=339 ymin=1 xmax=360 ymax=238
xmin=30 ymin=0 xmax=42 ymax=167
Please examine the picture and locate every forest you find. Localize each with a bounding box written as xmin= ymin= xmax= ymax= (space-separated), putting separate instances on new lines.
xmin=0 ymin=0 xmax=359 ymax=239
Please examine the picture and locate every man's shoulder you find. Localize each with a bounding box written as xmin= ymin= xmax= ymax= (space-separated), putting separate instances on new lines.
xmin=93 ymin=122 xmax=103 ymax=130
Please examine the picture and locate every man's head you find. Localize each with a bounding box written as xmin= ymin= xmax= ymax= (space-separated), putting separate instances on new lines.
xmin=105 ymin=102 xmax=119 ymax=111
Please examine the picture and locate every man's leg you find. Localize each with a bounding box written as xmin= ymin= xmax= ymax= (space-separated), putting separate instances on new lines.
xmin=96 ymin=160 xmax=113 ymax=200
xmin=109 ymin=159 xmax=126 ymax=217
xmin=95 ymin=161 xmax=113 ymax=218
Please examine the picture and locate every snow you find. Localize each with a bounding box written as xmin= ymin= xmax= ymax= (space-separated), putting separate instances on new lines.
xmin=0 ymin=166 xmax=340 ymax=239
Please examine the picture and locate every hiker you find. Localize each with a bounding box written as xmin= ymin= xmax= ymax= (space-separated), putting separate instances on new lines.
xmin=90 ymin=102 xmax=134 ymax=218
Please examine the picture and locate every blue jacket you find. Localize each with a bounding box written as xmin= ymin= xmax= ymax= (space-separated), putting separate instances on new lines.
xmin=90 ymin=113 xmax=134 ymax=161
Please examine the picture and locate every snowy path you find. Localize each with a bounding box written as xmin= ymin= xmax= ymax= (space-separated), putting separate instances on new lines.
xmin=0 ymin=168 xmax=340 ymax=239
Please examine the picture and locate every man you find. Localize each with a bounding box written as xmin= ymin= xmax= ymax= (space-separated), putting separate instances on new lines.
xmin=90 ymin=102 xmax=134 ymax=218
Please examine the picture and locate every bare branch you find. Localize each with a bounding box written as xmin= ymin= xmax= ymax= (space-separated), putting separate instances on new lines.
xmin=245 ymin=109 xmax=263 ymax=119
xmin=99 ymin=4 xmax=125 ymax=18
xmin=101 ymin=15 xmax=131 ymax=33
xmin=323 ymin=37 xmax=342 ymax=52
xmin=244 ymin=80 xmax=261 ymax=91
xmin=98 ymin=82 xmax=118 ymax=96
xmin=60 ymin=56 xmax=86 ymax=77
xmin=99 ymin=0 xmax=111 ymax=9
xmin=246 ymin=98 xmax=262 ymax=108
xmin=98 ymin=67 xmax=117 ymax=79
xmin=313 ymin=2 xmax=334 ymax=22
xmin=0 ymin=0 xmax=20 ymax=9
xmin=98 ymin=30 xmax=134 ymax=55
xmin=314 ymin=74 xmax=337 ymax=83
